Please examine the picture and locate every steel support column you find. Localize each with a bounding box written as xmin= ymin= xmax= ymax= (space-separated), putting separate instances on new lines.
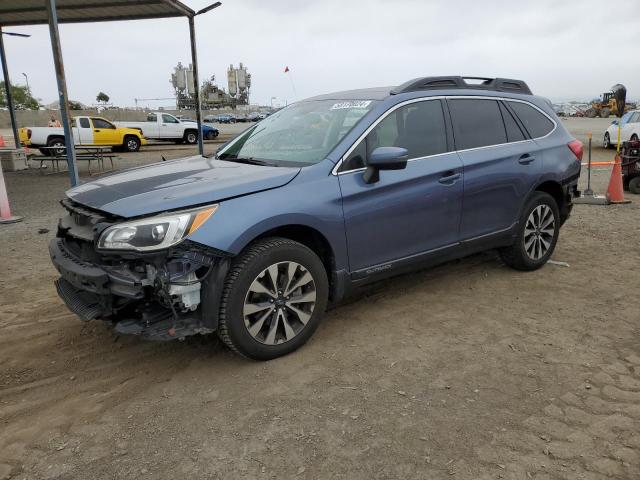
xmin=188 ymin=16 xmax=204 ymax=156
xmin=46 ymin=0 xmax=79 ymax=186
xmin=0 ymin=26 xmax=20 ymax=149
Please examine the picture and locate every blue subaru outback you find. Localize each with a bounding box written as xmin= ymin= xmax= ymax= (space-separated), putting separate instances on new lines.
xmin=50 ymin=76 xmax=582 ymax=360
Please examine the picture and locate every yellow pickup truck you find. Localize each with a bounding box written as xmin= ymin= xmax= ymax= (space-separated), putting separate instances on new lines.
xmin=19 ymin=116 xmax=146 ymax=153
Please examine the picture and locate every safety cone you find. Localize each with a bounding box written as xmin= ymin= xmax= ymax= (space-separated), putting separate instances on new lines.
xmin=606 ymin=155 xmax=631 ymax=204
xmin=0 ymin=135 xmax=5 ymax=147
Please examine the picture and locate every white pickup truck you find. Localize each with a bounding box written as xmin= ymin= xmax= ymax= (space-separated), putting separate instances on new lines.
xmin=19 ymin=116 xmax=146 ymax=154
xmin=115 ymin=112 xmax=202 ymax=144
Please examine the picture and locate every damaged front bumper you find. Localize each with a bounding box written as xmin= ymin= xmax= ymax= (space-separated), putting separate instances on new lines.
xmin=49 ymin=200 xmax=231 ymax=340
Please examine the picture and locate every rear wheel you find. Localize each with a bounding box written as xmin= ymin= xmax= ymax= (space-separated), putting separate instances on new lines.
xmin=631 ymin=134 xmax=639 ymax=142
xmin=217 ymin=237 xmax=329 ymax=360
xmin=123 ymin=135 xmax=141 ymax=152
xmin=184 ymin=130 xmax=198 ymax=144
xmin=499 ymin=192 xmax=560 ymax=271
xmin=629 ymin=176 xmax=640 ymax=195
xmin=46 ymin=137 xmax=65 ymax=156
xmin=600 ymin=108 xmax=611 ymax=118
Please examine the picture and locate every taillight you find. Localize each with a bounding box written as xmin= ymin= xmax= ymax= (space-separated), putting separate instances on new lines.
xmin=568 ymin=140 xmax=583 ymax=161
xmin=27 ymin=128 xmax=32 ymax=139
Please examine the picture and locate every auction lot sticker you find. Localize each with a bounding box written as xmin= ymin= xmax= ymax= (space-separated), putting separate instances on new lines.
xmin=330 ymin=100 xmax=372 ymax=110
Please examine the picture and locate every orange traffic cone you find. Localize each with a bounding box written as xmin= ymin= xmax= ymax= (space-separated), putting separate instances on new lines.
xmin=606 ymin=155 xmax=631 ymax=204
xmin=0 ymin=135 xmax=5 ymax=147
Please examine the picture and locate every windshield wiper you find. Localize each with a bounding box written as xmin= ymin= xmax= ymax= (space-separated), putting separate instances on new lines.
xmin=218 ymin=156 xmax=274 ymax=166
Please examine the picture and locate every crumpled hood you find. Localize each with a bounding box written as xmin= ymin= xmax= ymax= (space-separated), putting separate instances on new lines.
xmin=67 ymin=156 xmax=300 ymax=217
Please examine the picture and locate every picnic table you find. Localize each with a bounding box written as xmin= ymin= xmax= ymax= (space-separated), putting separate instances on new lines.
xmin=36 ymin=146 xmax=118 ymax=176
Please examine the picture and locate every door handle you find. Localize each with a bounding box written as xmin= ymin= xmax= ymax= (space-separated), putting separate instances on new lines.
xmin=518 ymin=154 xmax=536 ymax=165
xmin=94 ymin=129 xmax=101 ymax=132
xmin=438 ymin=171 xmax=461 ymax=184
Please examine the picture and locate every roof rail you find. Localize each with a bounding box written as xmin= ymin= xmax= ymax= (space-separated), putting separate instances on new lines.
xmin=390 ymin=76 xmax=533 ymax=96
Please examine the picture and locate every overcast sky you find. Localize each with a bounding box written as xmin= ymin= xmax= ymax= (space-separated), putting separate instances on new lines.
xmin=3 ymin=0 xmax=640 ymax=108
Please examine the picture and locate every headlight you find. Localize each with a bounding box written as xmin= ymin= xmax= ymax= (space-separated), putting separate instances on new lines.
xmin=98 ymin=205 xmax=218 ymax=252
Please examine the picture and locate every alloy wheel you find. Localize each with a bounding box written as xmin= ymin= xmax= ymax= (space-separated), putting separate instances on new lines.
xmin=127 ymin=139 xmax=138 ymax=151
xmin=523 ymin=205 xmax=555 ymax=261
xmin=243 ymin=261 xmax=316 ymax=345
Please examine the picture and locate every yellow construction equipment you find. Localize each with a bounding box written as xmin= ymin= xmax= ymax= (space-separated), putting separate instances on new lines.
xmin=585 ymin=90 xmax=634 ymax=118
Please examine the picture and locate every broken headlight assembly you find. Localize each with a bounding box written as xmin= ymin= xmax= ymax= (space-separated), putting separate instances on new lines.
xmin=97 ymin=205 xmax=218 ymax=252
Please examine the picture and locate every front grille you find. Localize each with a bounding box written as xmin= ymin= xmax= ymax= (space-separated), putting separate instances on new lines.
xmin=58 ymin=199 xmax=121 ymax=262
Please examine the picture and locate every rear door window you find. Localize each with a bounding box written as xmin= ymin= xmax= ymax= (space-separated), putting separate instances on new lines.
xmin=448 ymin=99 xmax=507 ymax=149
xmin=79 ymin=118 xmax=90 ymax=128
xmin=507 ymin=101 xmax=555 ymax=138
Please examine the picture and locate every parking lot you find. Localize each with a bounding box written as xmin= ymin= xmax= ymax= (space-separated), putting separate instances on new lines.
xmin=0 ymin=117 xmax=639 ymax=479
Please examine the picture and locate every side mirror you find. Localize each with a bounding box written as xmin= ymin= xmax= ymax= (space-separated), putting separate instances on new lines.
xmin=363 ymin=147 xmax=409 ymax=184
xmin=612 ymin=119 xmax=619 ymax=125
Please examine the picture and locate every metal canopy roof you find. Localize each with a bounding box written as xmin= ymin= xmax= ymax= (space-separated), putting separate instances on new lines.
xmin=0 ymin=0 xmax=195 ymax=27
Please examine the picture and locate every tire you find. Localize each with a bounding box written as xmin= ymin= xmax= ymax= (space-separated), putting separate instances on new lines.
xmin=217 ymin=237 xmax=329 ymax=360
xmin=631 ymin=134 xmax=639 ymax=142
xmin=629 ymin=176 xmax=640 ymax=195
xmin=184 ymin=130 xmax=198 ymax=144
xmin=600 ymin=108 xmax=611 ymax=118
xmin=603 ymin=133 xmax=612 ymax=149
xmin=123 ymin=135 xmax=141 ymax=152
xmin=205 ymin=131 xmax=215 ymax=141
xmin=46 ymin=137 xmax=65 ymax=156
xmin=585 ymin=108 xmax=596 ymax=118
xmin=499 ymin=192 xmax=560 ymax=271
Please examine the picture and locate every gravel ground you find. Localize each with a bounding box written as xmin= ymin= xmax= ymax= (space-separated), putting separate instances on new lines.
xmin=0 ymin=117 xmax=639 ymax=480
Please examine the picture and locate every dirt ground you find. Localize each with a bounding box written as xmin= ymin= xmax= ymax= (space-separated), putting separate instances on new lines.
xmin=0 ymin=117 xmax=638 ymax=480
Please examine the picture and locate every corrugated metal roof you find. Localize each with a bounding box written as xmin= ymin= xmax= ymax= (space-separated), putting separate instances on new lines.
xmin=0 ymin=0 xmax=195 ymax=26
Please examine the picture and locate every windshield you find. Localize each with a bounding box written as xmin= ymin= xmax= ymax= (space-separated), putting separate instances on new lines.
xmin=217 ymin=99 xmax=375 ymax=166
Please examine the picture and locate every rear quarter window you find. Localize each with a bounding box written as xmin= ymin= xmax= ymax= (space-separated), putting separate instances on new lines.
xmin=508 ymin=101 xmax=555 ymax=138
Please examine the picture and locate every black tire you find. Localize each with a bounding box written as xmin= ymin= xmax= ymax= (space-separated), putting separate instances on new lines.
xmin=499 ymin=192 xmax=560 ymax=271
xmin=217 ymin=237 xmax=329 ymax=360
xmin=123 ymin=135 xmax=141 ymax=152
xmin=46 ymin=137 xmax=65 ymax=156
xmin=205 ymin=130 xmax=215 ymax=141
xmin=631 ymin=134 xmax=639 ymax=142
xmin=603 ymin=133 xmax=612 ymax=149
xmin=629 ymin=176 xmax=640 ymax=195
xmin=184 ymin=130 xmax=198 ymax=144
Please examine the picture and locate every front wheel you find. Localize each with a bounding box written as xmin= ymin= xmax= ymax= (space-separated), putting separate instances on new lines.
xmin=216 ymin=237 xmax=329 ymax=360
xmin=629 ymin=176 xmax=640 ymax=195
xmin=499 ymin=192 xmax=560 ymax=271
xmin=603 ymin=132 xmax=612 ymax=149
xmin=123 ymin=136 xmax=141 ymax=152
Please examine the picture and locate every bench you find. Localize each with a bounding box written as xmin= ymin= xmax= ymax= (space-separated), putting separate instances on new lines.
xmin=36 ymin=146 xmax=118 ymax=176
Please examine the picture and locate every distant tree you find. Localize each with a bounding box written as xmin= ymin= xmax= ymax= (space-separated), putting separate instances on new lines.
xmin=68 ymin=100 xmax=84 ymax=110
xmin=0 ymin=81 xmax=39 ymax=110
xmin=96 ymin=91 xmax=110 ymax=104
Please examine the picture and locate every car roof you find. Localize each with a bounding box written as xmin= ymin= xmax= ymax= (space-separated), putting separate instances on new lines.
xmin=303 ymin=76 xmax=535 ymax=103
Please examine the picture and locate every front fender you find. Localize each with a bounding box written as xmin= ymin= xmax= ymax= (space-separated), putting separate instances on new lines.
xmin=186 ymin=164 xmax=349 ymax=271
